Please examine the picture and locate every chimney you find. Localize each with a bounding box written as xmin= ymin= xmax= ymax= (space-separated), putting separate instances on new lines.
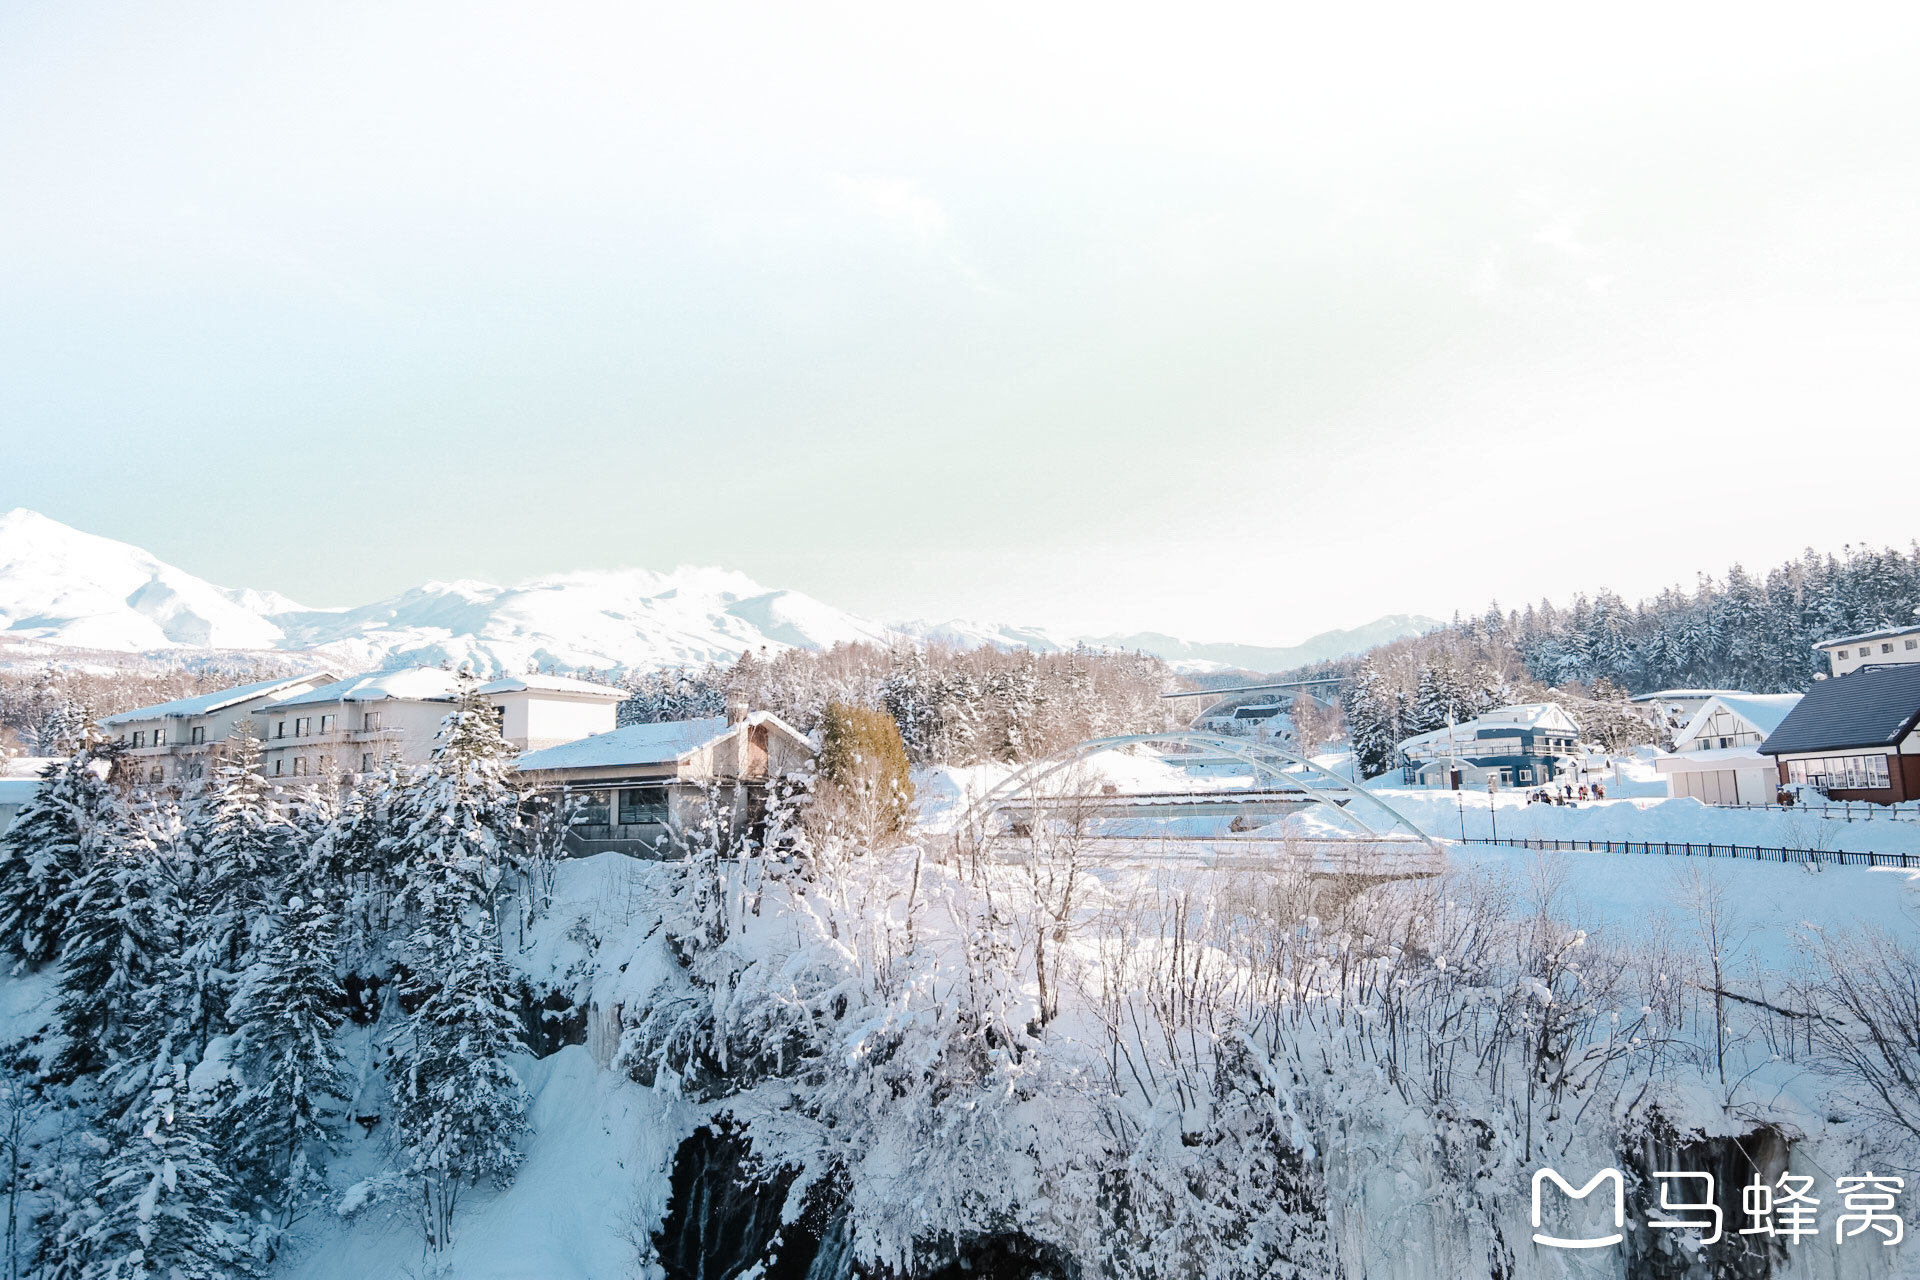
xmin=726 ymin=694 xmax=749 ymax=726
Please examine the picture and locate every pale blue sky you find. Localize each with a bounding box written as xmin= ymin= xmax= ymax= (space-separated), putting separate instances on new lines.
xmin=5 ymin=2 xmax=1920 ymax=642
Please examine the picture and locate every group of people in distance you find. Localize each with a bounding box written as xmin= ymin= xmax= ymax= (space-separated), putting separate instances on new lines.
xmin=1528 ymin=781 xmax=1604 ymax=806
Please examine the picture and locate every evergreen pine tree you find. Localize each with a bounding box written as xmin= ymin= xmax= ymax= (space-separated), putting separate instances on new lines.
xmin=0 ymin=742 xmax=120 ymax=966
xmin=177 ymin=723 xmax=286 ymax=1050
xmin=81 ymin=1052 xmax=256 ymax=1279
xmin=51 ymin=814 xmax=181 ymax=1082
xmin=390 ymin=679 xmax=519 ymax=928
xmin=391 ymin=911 xmax=528 ymax=1252
xmin=226 ymin=900 xmax=348 ymax=1242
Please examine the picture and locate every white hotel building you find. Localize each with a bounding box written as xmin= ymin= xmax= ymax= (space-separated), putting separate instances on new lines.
xmin=105 ymin=667 xmax=626 ymax=786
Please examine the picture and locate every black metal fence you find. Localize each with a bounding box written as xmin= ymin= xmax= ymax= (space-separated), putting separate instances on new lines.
xmin=1455 ymin=836 xmax=1919 ymax=868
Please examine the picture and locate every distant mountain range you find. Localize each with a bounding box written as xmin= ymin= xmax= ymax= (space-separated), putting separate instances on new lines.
xmin=0 ymin=509 xmax=1435 ymax=676
xmin=896 ymin=616 xmax=1440 ymax=674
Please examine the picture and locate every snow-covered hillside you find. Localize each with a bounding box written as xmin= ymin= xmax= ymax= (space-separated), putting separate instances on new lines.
xmin=0 ymin=509 xmax=290 ymax=651
xmin=0 ymin=510 xmax=895 ymax=674
xmin=0 ymin=509 xmax=1430 ymax=678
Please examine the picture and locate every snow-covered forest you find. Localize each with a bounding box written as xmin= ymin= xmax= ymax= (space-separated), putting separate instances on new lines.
xmin=1320 ymin=542 xmax=1920 ymax=777
xmin=618 ymin=642 xmax=1175 ymax=765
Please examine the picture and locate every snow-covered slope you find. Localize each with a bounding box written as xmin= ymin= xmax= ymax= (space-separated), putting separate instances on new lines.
xmin=0 ymin=509 xmax=291 ymax=651
xmin=0 ymin=511 xmax=895 ymax=674
xmin=0 ymin=508 xmax=1427 ymax=677
xmin=268 ymin=569 xmax=897 ymax=674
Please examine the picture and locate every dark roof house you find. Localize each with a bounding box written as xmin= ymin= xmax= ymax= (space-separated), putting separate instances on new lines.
xmin=1758 ymin=665 xmax=1920 ymax=803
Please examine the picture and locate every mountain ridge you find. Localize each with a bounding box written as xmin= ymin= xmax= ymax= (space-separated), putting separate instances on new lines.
xmin=0 ymin=508 xmax=1432 ymax=675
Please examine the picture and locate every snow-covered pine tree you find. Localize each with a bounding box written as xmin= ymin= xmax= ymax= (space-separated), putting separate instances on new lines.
xmin=0 ymin=742 xmax=120 ymax=966
xmin=1341 ymin=661 xmax=1400 ymax=779
xmin=178 ymin=722 xmax=287 ymax=1048
xmin=80 ymin=1051 xmax=256 ymax=1280
xmin=390 ymin=678 xmax=520 ymax=928
xmin=50 ymin=806 xmax=182 ymax=1083
xmin=391 ymin=909 xmax=528 ymax=1252
xmin=384 ymin=678 xmax=529 ymax=1250
xmin=226 ymin=899 xmax=348 ymax=1243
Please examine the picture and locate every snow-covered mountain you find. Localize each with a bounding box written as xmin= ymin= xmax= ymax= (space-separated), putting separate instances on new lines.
xmin=0 ymin=510 xmax=894 ymax=674
xmin=1083 ymin=615 xmax=1442 ymax=673
xmin=0 ymin=508 xmax=1434 ymax=677
xmin=0 ymin=509 xmax=290 ymax=651
xmin=900 ymin=613 xmax=1441 ymax=674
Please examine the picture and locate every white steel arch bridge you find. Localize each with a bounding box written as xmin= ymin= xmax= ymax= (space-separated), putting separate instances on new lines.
xmin=965 ymin=731 xmax=1444 ymax=878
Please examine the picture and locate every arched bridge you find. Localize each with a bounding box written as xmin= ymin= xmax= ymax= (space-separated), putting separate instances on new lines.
xmin=964 ymin=731 xmax=1443 ymax=877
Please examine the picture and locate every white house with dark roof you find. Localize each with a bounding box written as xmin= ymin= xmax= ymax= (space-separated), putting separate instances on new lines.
xmin=1654 ymin=693 xmax=1801 ymax=805
xmin=254 ymin=666 xmax=625 ymax=782
xmin=515 ymin=707 xmax=814 ymax=855
xmin=1817 ymin=625 xmax=1920 ymax=678
xmin=101 ymin=672 xmax=336 ymax=786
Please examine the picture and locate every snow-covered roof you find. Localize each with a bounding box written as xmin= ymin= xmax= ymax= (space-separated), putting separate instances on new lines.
xmin=100 ymin=673 xmax=332 ymax=725
xmin=265 ymin=666 xmax=466 ymax=708
xmin=1815 ymin=624 xmax=1920 ymax=651
xmin=1674 ymin=693 xmax=1802 ymax=748
xmin=475 ymin=673 xmax=626 ymax=700
xmin=515 ymin=716 xmax=729 ymax=772
xmin=1628 ymin=688 xmax=1742 ymax=704
xmin=1397 ymin=703 xmax=1581 ymax=754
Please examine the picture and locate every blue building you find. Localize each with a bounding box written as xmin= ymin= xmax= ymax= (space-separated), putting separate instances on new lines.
xmin=1396 ymin=703 xmax=1584 ymax=789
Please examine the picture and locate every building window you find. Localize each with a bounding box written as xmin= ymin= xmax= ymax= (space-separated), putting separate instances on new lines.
xmin=1884 ymin=643 xmax=1896 ymax=654
xmin=318 ymin=756 xmax=332 ymax=775
xmin=1788 ymin=754 xmax=1892 ymax=791
xmin=132 ymin=731 xmax=145 ymax=748
xmin=276 ymin=721 xmax=287 ymax=739
xmin=292 ymin=756 xmax=308 ymax=777
xmin=149 ymin=766 xmax=164 ymax=784
xmin=363 ymin=711 xmax=382 ymax=731
xmin=320 ymin=714 xmax=334 ymax=733
xmin=190 ymin=725 xmax=205 ymax=745
xmin=1908 ymin=639 xmax=1918 ymax=650
xmin=273 ymin=758 xmax=284 ymax=776
xmin=295 ymin=716 xmax=311 ymax=737
xmin=361 ymin=753 xmax=374 ymax=772
xmin=618 ymin=786 xmax=670 ymax=825
xmin=153 ymin=728 xmax=166 ymax=746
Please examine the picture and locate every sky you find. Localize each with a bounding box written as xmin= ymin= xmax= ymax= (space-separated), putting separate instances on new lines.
xmin=4 ymin=2 xmax=1919 ymax=645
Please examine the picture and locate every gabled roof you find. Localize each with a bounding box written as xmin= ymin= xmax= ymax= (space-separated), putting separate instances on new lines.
xmin=265 ymin=666 xmax=465 ymax=708
xmin=515 ymin=716 xmax=730 ymax=772
xmin=100 ymin=673 xmax=333 ymax=725
xmin=514 ymin=711 xmax=813 ymax=774
xmin=1758 ymin=666 xmax=1920 ymax=756
xmin=475 ymin=673 xmax=625 ymax=700
xmin=1674 ymin=693 xmax=1802 ymax=747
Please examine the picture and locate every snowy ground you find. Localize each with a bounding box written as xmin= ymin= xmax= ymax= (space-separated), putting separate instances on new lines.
xmin=32 ymin=751 xmax=1918 ymax=1280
